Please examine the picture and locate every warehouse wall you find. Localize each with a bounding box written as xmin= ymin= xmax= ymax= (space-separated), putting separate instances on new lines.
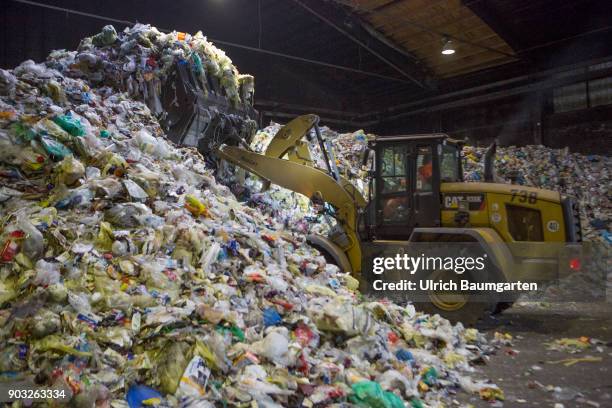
xmin=375 ymin=96 xmax=536 ymax=147
xmin=373 ymin=72 xmax=612 ymax=155
xmin=375 ymin=100 xmax=612 ymax=155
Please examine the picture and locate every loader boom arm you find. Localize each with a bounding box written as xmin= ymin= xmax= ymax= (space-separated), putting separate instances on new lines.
xmin=216 ymin=144 xmax=366 ymax=277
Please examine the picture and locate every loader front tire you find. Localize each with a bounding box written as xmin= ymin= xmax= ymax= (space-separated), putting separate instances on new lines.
xmin=413 ymin=269 xmax=496 ymax=326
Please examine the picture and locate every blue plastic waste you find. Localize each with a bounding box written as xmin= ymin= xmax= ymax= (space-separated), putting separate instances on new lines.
xmin=263 ymin=307 xmax=282 ymax=327
xmin=126 ymin=384 xmax=162 ymax=408
xmin=395 ymin=349 xmax=414 ymax=362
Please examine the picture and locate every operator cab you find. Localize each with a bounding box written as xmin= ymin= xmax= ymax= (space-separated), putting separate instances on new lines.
xmin=364 ymin=134 xmax=463 ymax=240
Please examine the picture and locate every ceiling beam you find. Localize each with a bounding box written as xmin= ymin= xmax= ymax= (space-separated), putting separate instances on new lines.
xmin=291 ymin=0 xmax=434 ymax=89
xmin=463 ymin=0 xmax=525 ymax=53
xmin=370 ymin=63 xmax=612 ymax=123
xmin=332 ymin=0 xmax=517 ymax=60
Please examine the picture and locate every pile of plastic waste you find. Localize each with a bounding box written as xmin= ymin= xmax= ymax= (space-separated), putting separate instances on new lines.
xmin=0 ymin=25 xmax=503 ymax=407
xmin=463 ymin=146 xmax=610 ymax=243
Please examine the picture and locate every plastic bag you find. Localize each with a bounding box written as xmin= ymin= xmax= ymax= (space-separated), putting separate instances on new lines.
xmin=309 ymin=299 xmax=374 ymax=337
xmin=55 ymin=155 xmax=85 ymax=186
xmin=36 ymin=118 xmax=72 ymax=143
xmin=155 ymin=341 xmax=193 ymax=394
xmin=134 ymin=129 xmax=171 ymax=159
xmin=71 ymin=384 xmax=109 ymax=408
xmin=68 ymin=291 xmax=95 ymax=316
xmin=0 ymin=344 xmax=28 ymax=372
xmin=350 ymin=381 xmax=405 ymax=408
xmin=39 ymin=134 xmax=72 ymax=161
xmin=32 ymin=334 xmax=92 ymax=357
xmin=377 ymin=370 xmax=415 ymax=397
xmin=185 ymin=194 xmax=208 ymax=217
xmin=421 ymin=367 xmax=437 ymax=386
xmin=104 ymin=203 xmax=151 ymax=228
xmin=98 ymin=152 xmax=128 ymax=176
xmin=480 ymin=387 xmax=505 ymax=401
xmin=86 ymin=166 xmax=101 ymax=179
xmin=126 ymin=384 xmax=162 ymax=408
xmin=123 ymin=179 xmax=149 ymax=201
xmin=263 ymin=307 xmax=282 ymax=327
xmin=14 ymin=59 xmax=52 ymax=77
xmin=54 ymin=186 xmax=94 ymax=209
xmin=30 ymin=308 xmax=61 ymax=338
xmin=33 ymin=259 xmax=61 ymax=286
xmin=0 ymin=276 xmax=18 ymax=304
xmin=13 ymin=146 xmax=44 ymax=172
xmin=10 ymin=122 xmax=36 ymax=142
xmin=52 ymin=114 xmax=85 ymax=137
xmin=253 ymin=329 xmax=290 ymax=366
xmin=266 ymin=275 xmax=289 ymax=292
xmin=45 ymin=80 xmax=67 ymax=104
xmin=395 ymin=349 xmax=414 ymax=362
xmin=17 ymin=216 xmax=44 ymax=260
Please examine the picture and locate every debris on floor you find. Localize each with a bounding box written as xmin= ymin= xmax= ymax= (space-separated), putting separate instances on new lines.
xmin=546 ymin=356 xmax=603 ymax=366
xmin=545 ymin=337 xmax=595 ymax=353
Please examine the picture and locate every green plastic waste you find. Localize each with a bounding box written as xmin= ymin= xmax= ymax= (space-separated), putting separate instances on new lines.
xmin=192 ymin=53 xmax=204 ymax=75
xmin=216 ymin=324 xmax=245 ymax=343
xmin=11 ymin=122 xmax=36 ymax=143
xmin=410 ymin=398 xmax=425 ymax=408
xmin=422 ymin=367 xmax=438 ymax=386
xmin=40 ymin=119 xmax=72 ymax=143
xmin=350 ymin=381 xmax=404 ymax=408
xmin=39 ymin=134 xmax=72 ymax=161
xmin=99 ymin=129 xmax=111 ymax=139
xmin=53 ymin=115 xmax=85 ymax=137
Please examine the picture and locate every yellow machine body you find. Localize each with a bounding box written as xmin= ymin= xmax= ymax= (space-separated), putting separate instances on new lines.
xmin=216 ymin=115 xmax=581 ymax=319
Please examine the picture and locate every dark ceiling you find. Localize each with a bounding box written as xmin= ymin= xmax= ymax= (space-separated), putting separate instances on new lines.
xmin=1 ymin=0 xmax=611 ymax=129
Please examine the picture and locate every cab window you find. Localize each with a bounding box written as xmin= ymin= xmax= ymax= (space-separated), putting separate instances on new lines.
xmin=379 ymin=145 xmax=409 ymax=223
xmin=440 ymin=145 xmax=460 ymax=182
xmin=380 ymin=145 xmax=407 ymax=194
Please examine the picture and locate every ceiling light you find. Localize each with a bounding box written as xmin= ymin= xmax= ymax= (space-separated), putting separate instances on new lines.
xmin=441 ymin=37 xmax=455 ymax=55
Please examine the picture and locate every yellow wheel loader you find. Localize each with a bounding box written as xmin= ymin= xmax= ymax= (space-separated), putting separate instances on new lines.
xmin=214 ymin=115 xmax=583 ymax=323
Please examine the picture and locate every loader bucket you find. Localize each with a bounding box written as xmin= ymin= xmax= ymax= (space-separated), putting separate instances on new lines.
xmin=159 ymin=60 xmax=259 ymax=156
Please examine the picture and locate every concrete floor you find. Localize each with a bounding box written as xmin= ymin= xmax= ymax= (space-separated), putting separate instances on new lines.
xmin=459 ymin=302 xmax=612 ymax=407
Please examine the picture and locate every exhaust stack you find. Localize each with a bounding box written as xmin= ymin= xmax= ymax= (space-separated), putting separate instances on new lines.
xmin=484 ymin=142 xmax=496 ymax=182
